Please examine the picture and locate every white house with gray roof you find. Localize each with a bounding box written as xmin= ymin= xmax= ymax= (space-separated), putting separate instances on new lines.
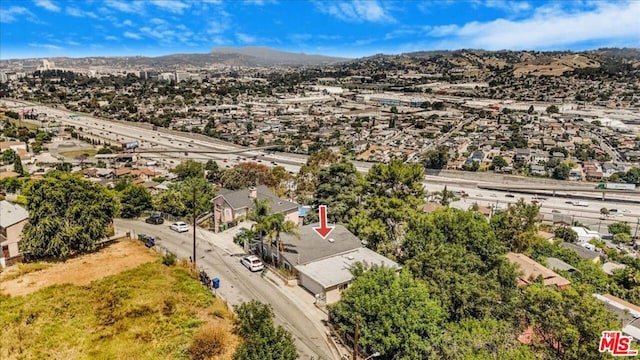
xmin=0 ymin=200 xmax=29 ymax=267
xmin=276 ymin=224 xmax=399 ymax=304
xmin=211 ymin=185 xmax=299 ymax=232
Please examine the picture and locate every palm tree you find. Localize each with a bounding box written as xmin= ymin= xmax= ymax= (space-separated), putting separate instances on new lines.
xmin=247 ymin=198 xmax=271 ymax=257
xmin=263 ymin=212 xmax=299 ymax=267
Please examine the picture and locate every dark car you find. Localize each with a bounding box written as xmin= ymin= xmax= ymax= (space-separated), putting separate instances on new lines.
xmin=145 ymin=215 xmax=164 ymax=225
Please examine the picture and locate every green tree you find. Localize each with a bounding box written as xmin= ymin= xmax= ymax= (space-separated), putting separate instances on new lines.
xmin=522 ymin=283 xmax=618 ymax=360
xmin=328 ymin=267 xmax=445 ymax=360
xmin=432 ymin=318 xmax=536 ymax=359
xmin=233 ymin=301 xmax=297 ymax=360
xmin=20 ymin=174 xmax=116 ymax=259
xmin=314 ymin=160 xmax=363 ymax=223
xmin=554 ymin=226 xmax=578 ymax=242
xmin=552 ymin=163 xmax=571 ymax=180
xmin=491 ymin=198 xmax=542 ymax=252
xmin=600 ymin=207 xmax=610 ymax=217
xmin=120 ymin=184 xmax=152 ymax=218
xmin=153 ymin=189 xmax=188 ymax=217
xmin=491 ymin=155 xmax=508 ymax=170
xmin=220 ymin=162 xmax=276 ymax=190
xmin=178 ymin=177 xmax=216 ymax=218
xmin=12 ymin=157 xmax=24 ymax=176
xmin=204 ymin=160 xmax=221 ymax=182
xmin=546 ymin=105 xmax=559 ymax=114
xmin=1 ymin=149 xmax=18 ymax=164
xmin=422 ymin=146 xmax=449 ymax=169
xmin=0 ymin=177 xmax=22 ymax=193
xmin=608 ymin=222 xmax=631 ymax=235
xmin=171 ymin=160 xmax=204 ymax=180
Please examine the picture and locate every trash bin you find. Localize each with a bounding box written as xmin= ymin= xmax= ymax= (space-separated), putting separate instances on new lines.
xmin=212 ymin=278 xmax=220 ymax=289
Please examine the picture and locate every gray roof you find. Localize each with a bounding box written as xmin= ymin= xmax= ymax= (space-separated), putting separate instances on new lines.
xmin=215 ymin=185 xmax=298 ymax=213
xmin=602 ymin=262 xmax=627 ymax=275
xmin=546 ymin=257 xmax=578 ymax=273
xmin=559 ymin=242 xmax=601 ymax=260
xmin=279 ymin=224 xmax=362 ymax=265
xmin=0 ymin=200 xmax=29 ymax=228
xmin=296 ymin=248 xmax=400 ymax=288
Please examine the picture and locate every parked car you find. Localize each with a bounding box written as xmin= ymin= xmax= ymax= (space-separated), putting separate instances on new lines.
xmin=145 ymin=215 xmax=164 ymax=225
xmin=241 ymin=255 xmax=264 ymax=272
xmin=170 ymin=221 xmax=189 ymax=233
xmin=505 ymin=193 xmax=515 ymax=198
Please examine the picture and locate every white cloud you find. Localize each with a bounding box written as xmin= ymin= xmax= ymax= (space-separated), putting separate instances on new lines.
xmin=34 ymin=0 xmax=60 ymax=12
xmin=123 ymin=31 xmax=142 ymax=40
xmin=0 ymin=6 xmax=33 ymax=23
xmin=207 ymin=20 xmax=229 ymax=34
xmin=28 ymin=43 xmax=63 ymax=50
xmin=316 ymin=0 xmax=394 ymax=23
xmin=122 ymin=19 xmax=133 ymax=26
xmin=243 ymin=0 xmax=276 ymax=5
xmin=105 ymin=35 xmax=119 ymax=41
xmin=66 ymin=7 xmax=98 ymax=18
xmin=104 ymin=0 xmax=145 ymax=13
xmin=150 ymin=0 xmax=189 ymax=14
xmin=236 ymin=33 xmax=256 ymax=44
xmin=484 ymin=0 xmax=531 ymax=14
xmin=427 ymin=1 xmax=640 ymax=50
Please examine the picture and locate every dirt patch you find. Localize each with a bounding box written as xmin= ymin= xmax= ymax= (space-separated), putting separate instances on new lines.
xmin=0 ymin=239 xmax=158 ymax=297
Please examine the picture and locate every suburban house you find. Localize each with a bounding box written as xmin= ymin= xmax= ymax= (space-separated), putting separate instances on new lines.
xmin=594 ymin=294 xmax=640 ymax=341
xmin=506 ymin=252 xmax=571 ymax=289
xmin=274 ymin=224 xmax=400 ymax=304
xmin=211 ymin=185 xmax=298 ymax=232
xmin=559 ymin=242 xmax=601 ymax=263
xmin=0 ymin=200 xmax=29 ymax=267
xmin=571 ymin=226 xmax=601 ymax=243
xmin=545 ymin=257 xmax=578 ymax=274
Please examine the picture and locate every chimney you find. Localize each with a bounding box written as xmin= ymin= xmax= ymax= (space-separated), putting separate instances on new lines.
xmin=249 ymin=187 xmax=257 ymax=199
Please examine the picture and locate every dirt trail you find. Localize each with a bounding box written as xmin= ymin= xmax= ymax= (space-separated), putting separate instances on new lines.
xmin=0 ymin=239 xmax=158 ymax=297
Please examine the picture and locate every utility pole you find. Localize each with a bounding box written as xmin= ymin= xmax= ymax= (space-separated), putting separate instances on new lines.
xmin=353 ymin=317 xmax=360 ymax=360
xmin=192 ymin=184 xmax=197 ymax=269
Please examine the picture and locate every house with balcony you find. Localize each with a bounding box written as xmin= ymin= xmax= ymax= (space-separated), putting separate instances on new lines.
xmin=211 ymin=185 xmax=299 ymax=232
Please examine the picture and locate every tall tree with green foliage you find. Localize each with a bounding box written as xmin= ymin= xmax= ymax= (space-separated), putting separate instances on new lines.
xmin=314 ymin=160 xmax=363 ymax=224
xmin=350 ymin=160 xmax=425 ymax=256
xmin=20 ymin=174 xmax=116 ymax=259
xmin=402 ymin=208 xmax=519 ymax=321
xmin=220 ymin=162 xmax=276 ymax=190
xmin=491 ymin=198 xmax=542 ymax=252
xmin=120 ymin=184 xmax=152 ymax=218
xmin=12 ymin=157 xmax=24 ymax=176
xmin=328 ymin=267 xmax=445 ymax=360
xmin=171 ymin=159 xmax=204 ymax=180
xmin=522 ymin=283 xmax=618 ymax=360
xmin=232 ymin=300 xmax=297 ymax=360
xmin=422 ymin=146 xmax=449 ymax=169
xmin=153 ymin=189 xmax=188 ymax=217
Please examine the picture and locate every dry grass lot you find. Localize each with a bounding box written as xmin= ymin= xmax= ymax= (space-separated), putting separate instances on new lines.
xmin=0 ymin=240 xmax=238 ymax=360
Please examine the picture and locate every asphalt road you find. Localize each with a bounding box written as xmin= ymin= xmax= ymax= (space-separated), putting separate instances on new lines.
xmin=114 ymin=219 xmax=338 ymax=360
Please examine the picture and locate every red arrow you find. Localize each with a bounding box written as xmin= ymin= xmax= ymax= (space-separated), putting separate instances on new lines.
xmin=313 ymin=205 xmax=335 ymax=239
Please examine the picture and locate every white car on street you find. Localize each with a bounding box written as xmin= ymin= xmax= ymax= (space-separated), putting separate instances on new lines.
xmin=241 ymin=255 xmax=264 ymax=272
xmin=170 ymin=221 xmax=189 ymax=233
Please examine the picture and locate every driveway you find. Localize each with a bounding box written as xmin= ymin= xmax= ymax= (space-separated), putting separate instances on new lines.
xmin=115 ymin=219 xmax=340 ymax=360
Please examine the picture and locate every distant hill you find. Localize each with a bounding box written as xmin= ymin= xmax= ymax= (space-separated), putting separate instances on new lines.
xmin=211 ymin=46 xmax=349 ymax=66
xmin=341 ymin=48 xmax=640 ymax=78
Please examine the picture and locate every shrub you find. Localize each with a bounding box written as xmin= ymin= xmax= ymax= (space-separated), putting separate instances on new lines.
xmin=162 ymin=252 xmax=177 ymax=266
xmin=189 ymin=326 xmax=230 ymax=360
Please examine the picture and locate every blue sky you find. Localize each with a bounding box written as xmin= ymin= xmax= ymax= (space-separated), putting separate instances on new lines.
xmin=1 ymin=0 xmax=638 ymax=60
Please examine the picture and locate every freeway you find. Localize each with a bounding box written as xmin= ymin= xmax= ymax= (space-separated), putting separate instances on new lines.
xmin=115 ymin=219 xmax=338 ymax=360
xmin=4 ymin=99 xmax=640 ymax=207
